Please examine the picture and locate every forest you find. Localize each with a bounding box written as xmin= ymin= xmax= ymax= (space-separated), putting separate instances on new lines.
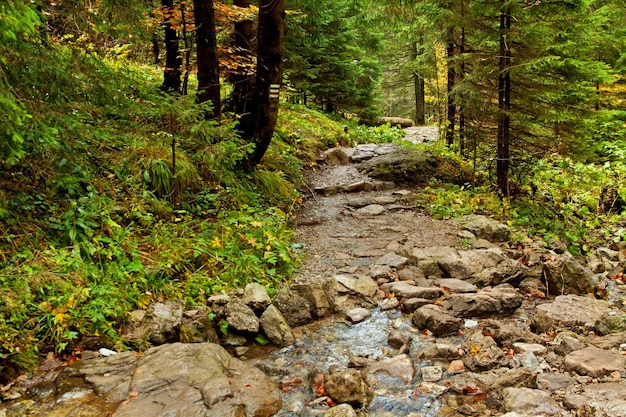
xmin=1 ymin=0 xmax=625 ymax=378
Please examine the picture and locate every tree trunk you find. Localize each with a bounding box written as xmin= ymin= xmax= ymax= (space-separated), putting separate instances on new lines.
xmin=412 ymin=42 xmax=426 ymax=125
xmin=459 ymin=26 xmax=466 ymax=156
xmin=162 ymin=0 xmax=181 ymax=92
xmin=497 ymin=2 xmax=511 ymax=196
xmin=243 ymin=0 xmax=285 ymax=170
xmin=231 ymin=0 xmax=255 ymax=119
xmin=194 ymin=0 xmax=220 ymax=118
xmin=446 ymin=35 xmax=456 ymax=146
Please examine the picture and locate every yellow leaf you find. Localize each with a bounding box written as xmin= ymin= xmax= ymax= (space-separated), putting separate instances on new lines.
xmin=250 ymin=221 xmax=263 ymax=228
xmin=212 ymin=236 xmax=222 ymax=248
xmin=55 ymin=312 xmax=65 ymax=323
xmin=469 ymin=345 xmax=481 ymax=356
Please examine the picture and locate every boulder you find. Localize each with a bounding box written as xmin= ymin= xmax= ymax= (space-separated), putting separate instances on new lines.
xmin=121 ymin=301 xmax=184 ymax=345
xmin=440 ymin=285 xmax=523 ymax=318
xmin=324 ymin=367 xmax=373 ymax=408
xmin=54 ymin=343 xmax=282 ymax=417
xmin=273 ymin=288 xmax=313 ymax=327
xmin=596 ymin=310 xmax=626 ymax=335
xmin=461 ymin=330 xmax=504 ymax=371
xmin=323 ymin=148 xmax=350 ymax=166
xmin=564 ymin=346 xmax=625 ymax=377
xmin=453 ymin=214 xmax=511 ymax=242
xmin=566 ymin=382 xmax=626 ymax=417
xmin=502 ymin=387 xmax=564 ymax=416
xmin=470 ymin=257 xmax=527 ymax=288
xmin=259 ymin=304 xmax=294 ymax=346
xmin=243 ymin=283 xmax=271 ymax=313
xmin=375 ymin=253 xmax=409 ymax=269
xmin=481 ymin=319 xmax=544 ymax=348
xmin=402 ymin=298 xmax=433 ymax=313
xmin=543 ymin=252 xmax=596 ymax=295
xmin=291 ymin=278 xmax=337 ymax=318
xmin=403 ymin=246 xmax=458 ymax=276
xmin=180 ymin=308 xmax=219 ymax=344
xmin=346 ymin=307 xmax=371 ymax=323
xmin=412 ymin=304 xmax=462 ymax=337
xmin=324 ymin=404 xmax=358 ymax=417
xmin=334 ymin=274 xmax=378 ymax=298
xmin=532 ymin=295 xmax=613 ymax=334
xmin=438 ymin=248 xmax=507 ymax=280
xmin=224 ymin=299 xmax=260 ymax=334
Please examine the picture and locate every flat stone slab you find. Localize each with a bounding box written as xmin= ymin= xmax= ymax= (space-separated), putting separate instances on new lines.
xmin=433 ymin=278 xmax=478 ymax=293
xmin=334 ymin=274 xmax=378 ymax=298
xmin=380 ymin=281 xmax=443 ymax=300
xmin=564 ymin=346 xmax=625 ymax=377
xmin=532 ymin=295 xmax=613 ymax=334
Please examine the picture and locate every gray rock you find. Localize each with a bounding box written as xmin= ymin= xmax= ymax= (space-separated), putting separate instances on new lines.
xmin=260 ymin=304 xmax=294 ymax=346
xmin=543 ymin=252 xmax=596 ymax=295
xmin=404 ymin=246 xmax=458 ymax=276
xmin=470 ymin=257 xmax=527 ymax=288
xmin=532 ymin=295 xmax=613 ymax=334
xmin=380 ymin=281 xmax=443 ymax=299
xmin=273 ymin=288 xmax=313 ymax=327
xmin=180 ymin=308 xmax=219 ymax=344
xmin=502 ymin=387 xmax=564 ymax=416
xmin=323 ymin=148 xmax=349 ymax=166
xmin=324 ymin=367 xmax=372 ymax=408
xmin=346 ymin=196 xmax=372 ymax=208
xmin=292 ymin=279 xmax=337 ymax=318
xmin=323 ymin=404 xmax=357 ymax=417
xmin=453 ymin=214 xmax=511 ymax=242
xmin=512 ymin=343 xmax=547 ymax=356
xmin=55 ymin=343 xmax=281 ymax=417
xmin=564 ymin=346 xmax=625 ymax=377
xmin=225 ymin=299 xmax=260 ymax=333
xmin=440 ymin=285 xmax=523 ymax=318
xmin=438 ymin=248 xmax=508 ymax=280
xmin=412 ymin=343 xmax=461 ymax=360
xmin=375 ymin=253 xmax=409 ymax=269
xmin=378 ymin=297 xmax=399 ymax=310
xmin=355 ymin=204 xmax=386 ymax=216
xmin=334 ymin=274 xmax=378 ymax=298
xmin=570 ymin=382 xmax=626 ymax=417
xmin=402 ymin=297 xmax=433 ymax=313
xmin=243 ymin=283 xmax=271 ymax=313
xmin=412 ymin=304 xmax=462 ymax=337
xmin=366 ymin=354 xmax=414 ymax=385
xmin=482 ymin=319 xmax=544 ymax=348
xmin=432 ymin=278 xmax=478 ymax=293
xmin=420 ymin=365 xmax=443 ymax=382
xmin=461 ymin=330 xmax=504 ymax=371
xmin=369 ymin=264 xmax=393 ymax=279
xmin=553 ymin=332 xmax=587 ymax=355
xmin=346 ymin=308 xmax=371 ymax=323
xmin=121 ymin=301 xmax=184 ymax=345
xmin=488 ymin=368 xmax=537 ymax=391
xmin=590 ymin=331 xmax=626 ymax=349
xmin=387 ymin=330 xmax=411 ymax=350
xmin=536 ymin=372 xmax=576 ymax=392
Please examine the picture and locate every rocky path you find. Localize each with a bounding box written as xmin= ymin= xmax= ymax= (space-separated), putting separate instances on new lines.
xmin=3 ymin=128 xmax=626 ymax=417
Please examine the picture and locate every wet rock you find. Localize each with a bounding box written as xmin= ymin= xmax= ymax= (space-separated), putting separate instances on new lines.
xmin=121 ymin=301 xmax=184 ymax=345
xmin=334 ymin=274 xmax=378 ymax=298
xmin=402 ymin=298 xmax=433 ymax=313
xmin=536 ymin=372 xmax=576 ymax=392
xmin=461 ymin=330 xmax=504 ymax=371
xmin=56 ymin=343 xmax=281 ymax=417
xmin=375 ymin=253 xmax=408 ymax=269
xmin=323 ymin=148 xmax=349 ymax=166
xmin=292 ymin=279 xmax=337 ymax=318
xmin=355 ymin=204 xmax=386 ymax=216
xmin=260 ymin=304 xmax=295 ymax=346
xmin=412 ymin=304 xmax=463 ymax=337
xmin=387 ymin=330 xmax=411 ymax=350
xmin=366 ymin=354 xmax=414 ymax=385
xmin=225 ymin=299 xmax=260 ymax=333
xmin=532 ymin=295 xmax=612 ymax=334
xmin=564 ymin=346 xmax=625 ymax=377
xmin=543 ymin=252 xmax=596 ymax=295
xmin=420 ymin=365 xmax=443 ymax=382
xmin=324 ymin=367 xmax=373 ymax=408
xmin=346 ymin=308 xmax=371 ymax=323
xmin=453 ymin=214 xmax=511 ymax=242
xmin=380 ymin=281 xmax=443 ymax=300
xmin=180 ymin=308 xmax=219 ymax=344
xmin=502 ymin=387 xmax=563 ymax=416
xmin=323 ymin=403 xmax=357 ymax=417
xmin=433 ymin=278 xmax=478 ymax=293
xmin=440 ymin=285 xmax=523 ymax=318
xmin=243 ymin=283 xmax=271 ymax=313
xmin=273 ymin=288 xmax=313 ymax=327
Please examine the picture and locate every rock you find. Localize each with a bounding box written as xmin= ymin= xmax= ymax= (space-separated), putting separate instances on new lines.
xmin=512 ymin=343 xmax=547 ymax=356
xmin=323 ymin=403 xmax=357 ymax=417
xmin=375 ymin=253 xmax=408 ymax=269
xmin=292 ymin=279 xmax=337 ymax=318
xmin=388 ymin=330 xmax=411 ymax=350
xmin=502 ymin=387 xmax=564 ymax=416
xmin=482 ymin=319 xmax=544 ymax=348
xmin=380 ymin=281 xmax=443 ymax=299
xmin=564 ymin=346 xmax=625 ymax=377
xmin=273 ymin=289 xmax=313 ymax=327
xmin=369 ymin=264 xmax=393 ymax=279
xmin=260 ymin=304 xmax=294 ymax=346
xmin=397 ymin=266 xmax=426 ymax=282
xmin=346 ymin=308 xmax=371 ymax=323
xmin=569 ymin=382 xmax=626 ymax=417
xmin=324 ymin=367 xmax=373 ymax=408
xmin=404 ymin=246 xmax=458 ymax=276
xmin=432 ymin=278 xmax=478 ymax=293
xmin=180 ymin=308 xmax=219 ymax=344
xmin=315 ymin=185 xmax=345 ymax=196
xmin=470 ymin=257 xmax=527 ymax=288
xmin=355 ymin=204 xmax=386 ymax=216
xmin=243 ymin=283 xmax=271 ymax=313
xmin=597 ymin=310 xmax=626 ymax=335
xmin=402 ymin=298 xmax=433 ymax=313
xmin=590 ymin=331 xmax=626 ymax=349
xmin=55 ymin=343 xmax=281 ymax=417
xmin=453 ymin=215 xmax=511 ymax=242
xmin=345 ymin=181 xmax=375 ymax=193
xmin=378 ymin=116 xmax=413 ymax=127
xmin=412 ymin=304 xmax=462 ymax=337
xmin=420 ymin=365 xmax=443 ymax=382
xmin=438 ymin=248 xmax=513 ymax=281
xmin=366 ymin=354 xmax=414 ymax=385
xmin=334 ymin=275 xmax=378 ymax=298
xmin=440 ymin=285 xmax=523 ymax=318
xmin=461 ymin=330 xmax=504 ymax=371
xmin=121 ymin=301 xmax=184 ymax=345
xmin=379 ymin=297 xmax=399 ymax=310
xmin=543 ymin=252 xmax=597 ymax=295
xmin=225 ymin=299 xmax=260 ymax=333
xmin=488 ymin=368 xmax=537 ymax=391
xmin=413 ymin=343 xmax=462 ymax=360
xmin=448 ymin=360 xmax=466 ymax=374
xmin=553 ymin=332 xmax=587 ymax=355
xmin=536 ymin=372 xmax=576 ymax=392
xmin=532 ymin=295 xmax=613 ymax=334
xmin=372 ymin=195 xmax=397 ymax=205
xmin=323 ymin=148 xmax=349 ymax=166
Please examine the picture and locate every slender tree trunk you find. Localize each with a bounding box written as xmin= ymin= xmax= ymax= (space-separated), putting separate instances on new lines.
xmin=497 ymin=2 xmax=511 ymax=196
xmin=243 ymin=0 xmax=285 ymax=170
xmin=231 ymin=0 xmax=255 ymax=119
xmin=162 ymin=0 xmax=181 ymax=92
xmin=459 ymin=26 xmax=466 ymax=156
xmin=412 ymin=42 xmax=426 ymax=125
xmin=446 ymin=34 xmax=456 ymax=146
xmin=181 ymin=1 xmax=191 ymax=95
xmin=194 ymin=0 xmax=221 ymax=118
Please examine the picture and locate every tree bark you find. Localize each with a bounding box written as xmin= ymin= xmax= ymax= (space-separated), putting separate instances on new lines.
xmin=243 ymin=0 xmax=285 ymax=170
xmin=162 ymin=0 xmax=181 ymax=92
xmin=230 ymin=0 xmax=255 ymax=119
xmin=194 ymin=0 xmax=220 ymax=118
xmin=459 ymin=25 xmax=466 ymax=156
xmin=412 ymin=42 xmax=426 ymax=125
xmin=446 ymin=34 xmax=456 ymax=146
xmin=497 ymin=1 xmax=511 ymax=196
